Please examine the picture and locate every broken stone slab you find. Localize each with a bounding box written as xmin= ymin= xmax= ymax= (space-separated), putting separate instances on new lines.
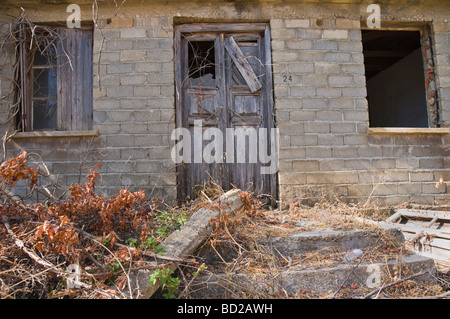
xmin=263 ymin=228 xmax=405 ymax=256
xmin=133 ymin=189 xmax=244 ymax=299
xmin=195 ymin=228 xmax=405 ymax=263
xmin=190 ymin=253 xmax=436 ymax=298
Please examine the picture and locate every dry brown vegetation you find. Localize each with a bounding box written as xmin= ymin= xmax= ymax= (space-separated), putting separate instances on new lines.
xmin=0 ymin=151 xmax=448 ymax=299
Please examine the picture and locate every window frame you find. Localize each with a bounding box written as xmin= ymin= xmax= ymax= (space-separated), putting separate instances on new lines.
xmin=362 ymin=24 xmax=440 ymax=130
xmin=18 ymin=24 xmax=93 ymax=132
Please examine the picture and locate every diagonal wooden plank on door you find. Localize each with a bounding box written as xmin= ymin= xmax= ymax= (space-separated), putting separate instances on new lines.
xmin=224 ymin=36 xmax=262 ymax=93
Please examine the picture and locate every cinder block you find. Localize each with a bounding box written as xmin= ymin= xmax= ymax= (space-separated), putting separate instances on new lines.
xmin=107 ymin=63 xmax=134 ymax=74
xmin=271 ymin=28 xmax=296 ymax=39
xmin=120 ymin=28 xmax=147 ymax=38
xmin=106 ymin=135 xmax=135 ymax=148
xmin=357 ymin=144 xmax=383 ymax=157
xmin=278 ymin=122 xmax=304 ymax=135
xmin=120 ymin=98 xmax=148 ymax=110
xmin=344 ymin=159 xmax=372 ymax=170
xmin=120 ymin=123 xmax=148 ymax=134
xmin=271 ymin=40 xmax=286 ymax=50
xmin=280 ymin=147 xmax=306 ymax=160
xmin=343 ymin=110 xmax=368 ymax=121
xmin=304 ymin=122 xmax=329 ymax=133
xmin=307 ymin=172 xmax=358 ymax=184
xmin=328 ymin=75 xmax=353 ymax=87
xmin=314 ymin=62 xmax=341 ymax=74
xmin=134 ymin=86 xmax=160 ymax=97
xmin=316 ymin=110 xmax=342 ymax=121
xmin=433 ymin=22 xmax=450 ymax=32
xmin=292 ymin=160 xmax=319 ymax=172
xmin=419 ymin=157 xmax=444 ymax=169
xmin=289 ymin=109 xmax=316 ymax=121
xmin=323 ymin=30 xmax=349 ymax=39
xmin=319 ymin=159 xmax=346 ymax=171
xmin=279 ymin=172 xmax=307 ymax=185
xmin=106 ymin=110 xmax=133 ymax=122
xmin=330 ymin=123 xmax=355 ymax=133
xmin=395 ymin=183 xmax=422 ymax=195
xmin=305 ymin=147 xmax=332 ymax=158
xmin=287 ymin=39 xmax=313 ymax=50
xmin=275 ymin=98 xmax=300 ymax=109
xmin=289 ymin=87 xmax=316 ymax=98
xmin=335 ymin=19 xmax=361 ymax=29
xmin=316 ymin=87 xmax=342 ymax=97
xmin=135 ymin=62 xmax=160 ymax=73
xmin=285 ymin=19 xmax=310 ymax=28
xmin=105 ymin=39 xmax=134 ymax=51
xmin=332 ymin=146 xmax=358 ymax=158
xmin=410 ymin=172 xmax=434 ymax=182
xmin=318 ymin=134 xmax=343 ymax=145
xmin=273 ymin=51 xmax=299 ymax=62
xmin=106 ymin=86 xmax=134 ymax=98
xmin=120 ymin=74 xmax=147 ymax=86
xmin=287 ymin=62 xmax=315 ymax=73
xmin=312 ymin=40 xmax=338 ymax=51
xmin=372 ymin=159 xmax=396 ymax=169
xmin=106 ymin=17 xmax=134 ymax=29
xmin=290 ymin=135 xmax=318 ymax=146
xmin=329 ymin=98 xmax=354 ymax=109
xmin=120 ymin=50 xmax=147 ymax=61
xmin=325 ymin=52 xmax=351 ymax=63
xmin=297 ymin=29 xmax=322 ymax=39
xmin=337 ymin=41 xmax=363 ymax=53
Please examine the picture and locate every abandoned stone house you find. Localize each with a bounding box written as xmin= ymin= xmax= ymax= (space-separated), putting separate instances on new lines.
xmin=0 ymin=0 xmax=449 ymax=208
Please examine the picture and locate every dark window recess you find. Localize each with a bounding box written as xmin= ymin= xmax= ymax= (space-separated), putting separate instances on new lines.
xmin=187 ymin=41 xmax=216 ymax=87
xmin=32 ymin=42 xmax=58 ymax=130
xmin=362 ymin=29 xmax=434 ymax=128
xmin=18 ymin=27 xmax=93 ymax=131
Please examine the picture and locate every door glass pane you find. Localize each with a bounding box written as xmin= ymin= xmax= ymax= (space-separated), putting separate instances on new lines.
xmin=33 ymin=41 xmax=57 ymax=66
xmin=32 ymin=99 xmax=57 ymax=130
xmin=33 ymin=68 xmax=57 ymax=98
xmin=187 ymin=41 xmax=216 ymax=87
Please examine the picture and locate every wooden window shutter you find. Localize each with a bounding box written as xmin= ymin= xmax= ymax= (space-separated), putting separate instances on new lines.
xmin=57 ymin=28 xmax=93 ymax=131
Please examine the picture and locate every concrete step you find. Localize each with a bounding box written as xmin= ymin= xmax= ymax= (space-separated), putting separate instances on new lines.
xmin=196 ymin=228 xmax=405 ymax=263
xmin=189 ymin=228 xmax=437 ymax=298
xmin=189 ymin=254 xmax=436 ymax=298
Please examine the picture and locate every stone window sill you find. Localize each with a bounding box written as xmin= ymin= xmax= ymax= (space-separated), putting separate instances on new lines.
xmin=368 ymin=127 xmax=450 ymax=135
xmin=12 ymin=130 xmax=99 ymax=139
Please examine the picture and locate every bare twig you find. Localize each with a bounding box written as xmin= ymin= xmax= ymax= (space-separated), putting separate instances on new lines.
xmin=363 ymin=271 xmax=429 ymax=299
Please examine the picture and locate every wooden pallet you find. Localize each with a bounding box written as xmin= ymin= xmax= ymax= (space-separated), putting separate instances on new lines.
xmin=385 ymin=209 xmax=450 ymax=269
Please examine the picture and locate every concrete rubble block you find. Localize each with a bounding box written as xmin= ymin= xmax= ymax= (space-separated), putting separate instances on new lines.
xmin=131 ymin=189 xmax=244 ymax=298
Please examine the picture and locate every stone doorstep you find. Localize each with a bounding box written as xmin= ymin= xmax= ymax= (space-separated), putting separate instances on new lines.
xmin=189 ymin=254 xmax=436 ymax=297
xmin=261 ymin=228 xmax=405 ymax=256
xmin=195 ymin=228 xmax=406 ymax=263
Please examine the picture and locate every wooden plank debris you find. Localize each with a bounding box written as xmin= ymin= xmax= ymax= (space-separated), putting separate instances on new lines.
xmin=384 ymin=209 xmax=450 ymax=268
xmin=224 ymin=36 xmax=262 ymax=93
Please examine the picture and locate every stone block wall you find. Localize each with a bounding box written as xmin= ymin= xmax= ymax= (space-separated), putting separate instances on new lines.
xmin=0 ymin=1 xmax=449 ymax=208
xmin=271 ymin=17 xmax=450 ymax=207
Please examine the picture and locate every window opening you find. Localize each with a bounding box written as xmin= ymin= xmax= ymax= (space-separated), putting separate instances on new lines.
xmin=362 ymin=29 xmax=435 ymax=128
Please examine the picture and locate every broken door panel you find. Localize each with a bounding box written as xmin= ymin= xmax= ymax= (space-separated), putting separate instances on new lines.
xmin=185 ymin=88 xmax=222 ymax=126
xmin=224 ymin=36 xmax=262 ymax=93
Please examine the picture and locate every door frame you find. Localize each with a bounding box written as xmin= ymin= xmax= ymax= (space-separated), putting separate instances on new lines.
xmin=174 ymin=23 xmax=277 ymax=203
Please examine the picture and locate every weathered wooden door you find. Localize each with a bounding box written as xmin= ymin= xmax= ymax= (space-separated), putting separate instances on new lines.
xmin=175 ymin=24 xmax=277 ymax=203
